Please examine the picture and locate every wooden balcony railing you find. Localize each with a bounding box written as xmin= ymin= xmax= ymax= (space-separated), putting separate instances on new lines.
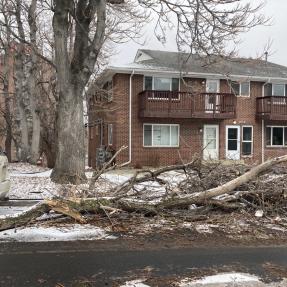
xmin=138 ymin=90 xmax=236 ymax=119
xmin=256 ymin=96 xmax=287 ymax=121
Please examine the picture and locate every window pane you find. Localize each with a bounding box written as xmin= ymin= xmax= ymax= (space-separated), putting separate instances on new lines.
xmin=170 ymin=126 xmax=179 ymax=146
xmin=153 ymin=125 xmax=170 ymax=146
xmin=241 ymin=82 xmax=250 ymax=96
xmin=172 ymin=78 xmax=179 ymax=91
xmin=285 ymin=128 xmax=287 ymax=146
xmin=242 ymin=142 xmax=252 ymax=155
xmin=154 ymin=78 xmax=171 ymax=91
xmin=243 ymin=127 xmax=252 ymax=141
xmin=144 ymin=125 xmax=152 ymax=146
xmin=207 ymin=81 xmax=218 ymax=93
xmin=231 ymin=82 xmax=240 ymax=96
xmin=144 ymin=76 xmax=153 ymax=90
xmin=272 ymin=127 xmax=283 ymax=145
xmin=273 ymin=84 xmax=285 ymax=97
xmin=228 ymin=140 xmax=237 ymax=151
xmin=228 ymin=128 xmax=238 ymax=140
xmin=264 ymin=83 xmax=272 ymax=97
xmin=266 ymin=127 xmax=271 ymax=146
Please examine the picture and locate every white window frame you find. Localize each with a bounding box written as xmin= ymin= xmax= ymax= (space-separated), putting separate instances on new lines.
xmin=242 ymin=125 xmax=253 ymax=156
xmin=143 ymin=123 xmax=180 ymax=148
xmin=108 ymin=124 xmax=113 ymax=146
xmin=266 ymin=126 xmax=287 ymax=147
xmin=230 ymin=81 xmax=250 ymax=97
xmin=272 ymin=83 xmax=286 ymax=97
xmin=143 ymin=76 xmax=181 ymax=91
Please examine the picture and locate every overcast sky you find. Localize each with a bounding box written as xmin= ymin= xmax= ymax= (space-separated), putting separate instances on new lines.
xmin=110 ymin=0 xmax=287 ymax=67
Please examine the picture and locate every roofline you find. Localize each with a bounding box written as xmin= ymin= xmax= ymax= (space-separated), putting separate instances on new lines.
xmin=105 ymin=66 xmax=287 ymax=83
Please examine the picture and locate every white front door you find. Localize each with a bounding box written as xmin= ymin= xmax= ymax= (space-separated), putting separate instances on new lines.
xmin=226 ymin=126 xmax=240 ymax=160
xmin=205 ymin=80 xmax=220 ymax=113
xmin=203 ymin=125 xmax=219 ymax=160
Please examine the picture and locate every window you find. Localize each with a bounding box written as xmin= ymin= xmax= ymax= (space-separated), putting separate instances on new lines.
xmin=108 ymin=124 xmax=113 ymax=146
xmin=143 ymin=124 xmax=179 ymax=147
xmin=272 ymin=84 xmax=285 ymax=97
xmin=231 ymin=81 xmax=250 ymax=96
xmin=242 ymin=126 xmax=253 ymax=156
xmin=266 ymin=126 xmax=287 ymax=147
xmin=144 ymin=76 xmax=153 ymax=90
xmin=144 ymin=76 xmax=180 ymax=91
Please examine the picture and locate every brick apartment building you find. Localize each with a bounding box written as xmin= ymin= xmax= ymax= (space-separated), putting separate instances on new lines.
xmin=88 ymin=49 xmax=287 ymax=168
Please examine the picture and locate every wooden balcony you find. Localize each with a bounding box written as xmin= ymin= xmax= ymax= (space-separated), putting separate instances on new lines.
xmin=138 ymin=90 xmax=236 ymax=119
xmin=256 ymin=96 xmax=287 ymax=121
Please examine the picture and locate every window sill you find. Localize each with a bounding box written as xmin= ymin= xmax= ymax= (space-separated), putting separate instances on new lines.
xmin=266 ymin=146 xmax=287 ymax=149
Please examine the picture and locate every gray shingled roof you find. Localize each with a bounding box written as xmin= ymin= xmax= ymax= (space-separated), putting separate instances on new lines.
xmin=132 ymin=49 xmax=287 ymax=79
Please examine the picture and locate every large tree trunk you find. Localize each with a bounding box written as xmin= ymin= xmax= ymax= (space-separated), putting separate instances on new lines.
xmin=50 ymin=1 xmax=86 ymax=184
xmin=14 ymin=51 xmax=30 ymax=162
xmin=27 ymin=0 xmax=41 ymax=164
xmin=51 ymin=84 xmax=86 ymax=183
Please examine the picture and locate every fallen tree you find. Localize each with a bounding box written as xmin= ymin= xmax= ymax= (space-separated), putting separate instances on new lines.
xmin=1 ymin=155 xmax=287 ymax=231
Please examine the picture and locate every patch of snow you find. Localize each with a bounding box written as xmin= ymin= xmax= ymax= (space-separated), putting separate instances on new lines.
xmin=119 ymin=279 xmax=151 ymax=287
xmin=10 ymin=169 xmax=52 ymax=178
xmin=0 ymin=224 xmax=117 ymax=242
xmin=195 ymin=224 xmax=218 ymax=234
xmin=255 ymin=210 xmax=264 ymax=218
xmin=265 ymin=224 xmax=286 ymax=232
xmin=179 ymin=273 xmax=260 ymax=286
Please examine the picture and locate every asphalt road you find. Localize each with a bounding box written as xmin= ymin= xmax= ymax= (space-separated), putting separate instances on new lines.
xmin=0 ymin=241 xmax=286 ymax=287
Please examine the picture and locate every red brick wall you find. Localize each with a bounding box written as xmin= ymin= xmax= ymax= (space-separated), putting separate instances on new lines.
xmin=88 ymin=73 xmax=287 ymax=167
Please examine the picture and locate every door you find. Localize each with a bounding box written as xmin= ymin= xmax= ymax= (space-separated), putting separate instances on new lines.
xmin=205 ymin=80 xmax=220 ymax=113
xmin=203 ymin=125 xmax=219 ymax=160
xmin=226 ymin=126 xmax=240 ymax=160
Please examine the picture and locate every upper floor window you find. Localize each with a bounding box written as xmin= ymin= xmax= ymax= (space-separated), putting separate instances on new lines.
xmin=231 ymin=81 xmax=250 ymax=97
xmin=144 ymin=76 xmax=179 ymax=91
xmin=264 ymin=83 xmax=286 ymax=97
xmin=272 ymin=84 xmax=285 ymax=97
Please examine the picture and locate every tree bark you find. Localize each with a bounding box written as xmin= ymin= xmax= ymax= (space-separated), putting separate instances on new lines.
xmin=28 ymin=0 xmax=41 ymax=164
xmin=50 ymin=1 xmax=86 ymax=184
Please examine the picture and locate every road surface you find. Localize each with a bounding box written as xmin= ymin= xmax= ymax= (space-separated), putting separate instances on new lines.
xmin=0 ymin=241 xmax=286 ymax=286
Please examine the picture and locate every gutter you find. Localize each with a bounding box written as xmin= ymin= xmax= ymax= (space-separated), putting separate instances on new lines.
xmin=106 ymin=66 xmax=287 ymax=83
xmin=122 ymin=70 xmax=135 ymax=166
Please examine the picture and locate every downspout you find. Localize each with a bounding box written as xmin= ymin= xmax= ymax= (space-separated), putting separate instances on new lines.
xmin=122 ymin=70 xmax=135 ymax=166
xmin=261 ymin=79 xmax=270 ymax=163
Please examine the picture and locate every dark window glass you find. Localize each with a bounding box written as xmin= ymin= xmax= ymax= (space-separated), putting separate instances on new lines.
xmin=243 ymin=127 xmax=252 ymax=141
xmin=231 ymin=81 xmax=240 ymax=96
xmin=228 ymin=140 xmax=237 ymax=151
xmin=172 ymin=78 xmax=179 ymax=91
xmin=285 ymin=128 xmax=287 ymax=146
xmin=264 ymin=83 xmax=272 ymax=97
xmin=242 ymin=142 xmax=252 ymax=155
xmin=144 ymin=76 xmax=153 ymax=90
xmin=144 ymin=125 xmax=152 ymax=146
xmin=228 ymin=128 xmax=238 ymax=140
xmin=272 ymin=127 xmax=283 ymax=145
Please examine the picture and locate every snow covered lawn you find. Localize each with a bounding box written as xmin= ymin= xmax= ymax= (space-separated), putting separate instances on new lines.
xmin=179 ymin=273 xmax=260 ymax=286
xmin=0 ymin=224 xmax=116 ymax=242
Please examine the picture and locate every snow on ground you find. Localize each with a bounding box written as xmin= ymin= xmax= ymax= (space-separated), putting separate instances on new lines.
xmin=0 ymin=224 xmax=116 ymax=242
xmin=119 ymin=279 xmax=151 ymax=287
xmin=179 ymin=273 xmax=260 ymax=286
xmin=7 ymin=163 xmax=187 ymax=201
